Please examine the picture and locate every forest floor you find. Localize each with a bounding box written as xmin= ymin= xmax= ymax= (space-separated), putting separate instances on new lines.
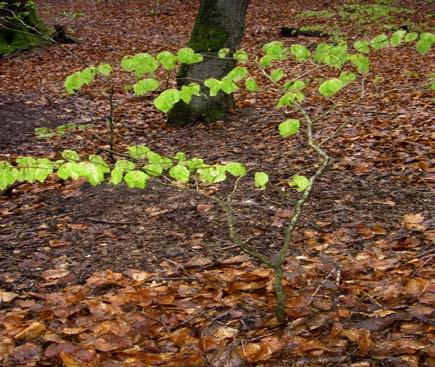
xmin=0 ymin=0 xmax=433 ymax=366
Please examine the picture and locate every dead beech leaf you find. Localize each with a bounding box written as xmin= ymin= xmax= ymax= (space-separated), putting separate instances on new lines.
xmin=0 ymin=337 xmax=14 ymax=360
xmin=402 ymin=213 xmax=425 ymax=231
xmin=60 ymin=351 xmax=97 ymax=367
xmin=239 ymin=337 xmax=284 ymax=362
xmin=199 ymin=336 xmax=220 ymax=352
xmin=356 ymin=329 xmax=373 ymax=355
xmin=41 ymin=269 xmax=70 ymax=281
xmin=402 ymin=278 xmax=429 ymax=297
xmin=0 ymin=290 xmax=18 ymax=302
xmin=185 ymin=256 xmax=213 ymax=268
xmin=92 ymin=332 xmax=133 ymax=352
xmin=214 ymin=326 xmax=239 ymax=341
xmin=11 ymin=343 xmax=42 ymax=363
xmin=14 ymin=321 xmax=46 ymax=340
xmin=221 ymin=255 xmax=250 ymax=264
xmin=197 ymin=203 xmax=213 ymax=213
xmin=168 ymin=327 xmax=191 ymax=346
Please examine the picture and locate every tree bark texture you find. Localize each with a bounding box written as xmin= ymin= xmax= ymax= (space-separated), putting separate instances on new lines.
xmin=167 ymin=0 xmax=249 ymax=126
xmin=0 ymin=0 xmax=49 ymax=55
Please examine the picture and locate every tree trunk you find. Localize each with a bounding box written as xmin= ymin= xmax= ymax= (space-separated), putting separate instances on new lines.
xmin=0 ymin=0 xmax=50 ymax=55
xmin=167 ymin=0 xmax=249 ymax=126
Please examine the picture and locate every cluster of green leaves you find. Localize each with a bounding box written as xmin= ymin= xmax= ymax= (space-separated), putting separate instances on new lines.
xmin=64 ymin=63 xmax=112 ymax=94
xmin=34 ymin=123 xmax=92 ymax=139
xmin=0 ymin=119 xmax=307 ymax=191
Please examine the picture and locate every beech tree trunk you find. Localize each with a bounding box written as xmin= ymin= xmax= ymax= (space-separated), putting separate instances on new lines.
xmin=167 ymin=0 xmax=249 ymax=126
xmin=0 ymin=0 xmax=49 ymax=55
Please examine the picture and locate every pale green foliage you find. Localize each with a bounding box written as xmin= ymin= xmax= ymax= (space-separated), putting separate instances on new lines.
xmin=180 ymin=83 xmax=201 ymax=104
xmin=225 ymin=162 xmax=247 ymax=177
xmin=254 ymin=172 xmax=269 ymax=189
xmin=270 ymin=69 xmax=284 ymax=83
xmin=121 ymin=53 xmax=159 ymax=78
xmin=370 ymin=34 xmax=389 ymax=50
xmin=218 ymin=48 xmax=230 ymax=58
xmin=133 ymin=78 xmax=160 ymax=96
xmin=290 ymin=44 xmax=310 ymax=62
xmin=390 ymin=30 xmax=406 ymax=47
xmin=353 ymin=40 xmax=370 ymax=53
xmin=279 ymin=119 xmax=300 ymax=138
xmin=233 ymin=50 xmax=248 ymax=63
xmin=154 ymin=89 xmax=181 ymax=112
xmin=156 ymin=51 xmax=177 ymax=70
xmin=169 ymin=165 xmax=190 ymax=183
xmin=339 ymin=71 xmax=356 ymax=87
xmin=319 ymin=78 xmax=343 ymax=97
xmin=245 ymin=77 xmax=258 ymax=92
xmin=289 ymin=175 xmax=310 ymax=192
xmin=177 ymin=47 xmax=203 ymax=64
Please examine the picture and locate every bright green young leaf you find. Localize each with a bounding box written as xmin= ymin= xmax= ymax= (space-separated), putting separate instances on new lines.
xmin=0 ymin=162 xmax=18 ymax=190
xmin=254 ymin=172 xmax=269 ymax=189
xmin=225 ymin=162 xmax=247 ymax=177
xmin=263 ymin=41 xmax=286 ymax=59
xmin=319 ymin=78 xmax=343 ymax=98
xmin=16 ymin=157 xmax=36 ymax=182
xmin=110 ymin=166 xmax=124 ymax=185
xmin=133 ymin=78 xmax=160 ymax=96
xmin=34 ymin=158 xmax=53 ymax=182
xmin=390 ymin=30 xmax=406 ymax=47
xmin=416 ymin=39 xmax=432 ymax=55
xmin=97 ymin=63 xmax=112 ymax=76
xmin=147 ymin=152 xmax=173 ymax=169
xmin=62 ymin=150 xmax=80 ymax=162
xmin=221 ymin=77 xmax=238 ymax=94
xmin=186 ymin=158 xmax=204 ymax=171
xmin=180 ymin=83 xmax=201 ymax=104
xmin=169 ymin=164 xmax=190 ymax=183
xmin=115 ymin=159 xmax=136 ymax=171
xmin=204 ymin=78 xmax=222 ymax=96
xmin=57 ymin=161 xmax=81 ymax=181
xmin=197 ymin=165 xmax=227 ymax=184
xmin=177 ymin=48 xmax=203 ymax=64
xmin=156 ymin=51 xmax=177 ymax=70
xmin=88 ymin=155 xmax=110 ymax=173
xmin=284 ymin=80 xmax=306 ymax=92
xmin=174 ymin=152 xmax=187 ymax=161
xmin=143 ymin=163 xmax=163 ymax=177
xmin=227 ymin=66 xmax=248 ymax=82
xmin=154 ymin=89 xmax=181 ymax=112
xmin=78 ymin=161 xmax=105 ymax=186
xmin=34 ymin=127 xmax=55 ymax=139
xmin=259 ymin=54 xmax=274 ymax=68
xmin=279 ymin=119 xmax=300 ymax=138
xmin=218 ymin=48 xmax=230 ymax=58
xmin=270 ymin=68 xmax=284 ymax=82
xmin=339 ymin=71 xmax=356 ymax=86
xmin=121 ymin=53 xmax=159 ymax=77
xmin=124 ymin=170 xmax=149 ymax=189
xmin=276 ymin=91 xmax=304 ymax=108
xmin=289 ymin=175 xmax=310 ymax=192
xmin=128 ymin=145 xmax=150 ymax=160
xmin=419 ymin=32 xmax=435 ymax=43
xmin=353 ymin=40 xmax=370 ymax=53
xmin=245 ymin=77 xmax=258 ymax=92
xmin=370 ymin=34 xmax=389 ymax=50
xmin=350 ymin=54 xmax=370 ymax=74
xmin=290 ymin=44 xmax=310 ymax=62
xmin=233 ymin=50 xmax=248 ymax=63
xmin=404 ymin=32 xmax=418 ymax=42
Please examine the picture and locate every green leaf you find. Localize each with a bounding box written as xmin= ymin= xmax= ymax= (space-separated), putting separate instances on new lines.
xmin=154 ymin=89 xmax=181 ymax=112
xmin=233 ymin=50 xmax=248 ymax=63
xmin=390 ymin=30 xmax=406 ymax=47
xmin=34 ymin=127 xmax=55 ymax=139
xmin=284 ymin=80 xmax=306 ymax=92
xmin=97 ymin=63 xmax=112 ymax=76
xmin=133 ymin=78 xmax=160 ymax=96
xmin=404 ymin=32 xmax=418 ymax=42
xmin=225 ymin=162 xmax=247 ymax=177
xmin=319 ymin=78 xmax=343 ymax=98
xmin=128 ymin=145 xmax=150 ymax=160
xmin=147 ymin=152 xmax=173 ymax=169
xmin=34 ymin=158 xmax=53 ymax=182
xmin=78 ymin=161 xmax=105 ymax=186
xmin=89 ymin=155 xmax=110 ymax=173
xmin=339 ymin=71 xmax=356 ymax=86
xmin=156 ymin=51 xmax=177 ymax=70
xmin=180 ymin=83 xmax=201 ymax=104
xmin=350 ymin=54 xmax=370 ymax=74
xmin=115 ymin=159 xmax=136 ymax=171
xmin=353 ymin=40 xmax=370 ymax=53
xmin=416 ymin=39 xmax=432 ymax=55
xmin=0 ymin=162 xmax=18 ymax=190
xmin=174 ymin=152 xmax=187 ymax=161
xmin=290 ymin=44 xmax=310 ymax=62
xmin=57 ymin=162 xmax=81 ymax=180
xmin=276 ymin=91 xmax=304 ymax=107
xmin=186 ymin=158 xmax=204 ymax=171
xmin=270 ymin=68 xmax=284 ymax=82
xmin=245 ymin=77 xmax=258 ymax=92
xmin=227 ymin=66 xmax=248 ymax=82
xmin=254 ymin=172 xmax=269 ymax=189
xmin=221 ymin=77 xmax=238 ymax=94
xmin=143 ymin=163 xmax=163 ymax=177
xmin=370 ymin=34 xmax=389 ymax=50
xmin=110 ymin=166 xmax=124 ymax=185
xmin=279 ymin=119 xmax=300 ymax=138
xmin=169 ymin=164 xmax=190 ymax=183
xmin=204 ymin=78 xmax=222 ymax=96
xmin=259 ymin=54 xmax=274 ymax=68
xmin=420 ymin=32 xmax=435 ymax=43
xmin=124 ymin=170 xmax=149 ymax=189
xmin=263 ymin=41 xmax=286 ymax=59
xmin=197 ymin=165 xmax=227 ymax=184
xmin=62 ymin=150 xmax=80 ymax=162
xmin=177 ymin=48 xmax=203 ymax=64
xmin=121 ymin=53 xmax=159 ymax=77
xmin=218 ymin=48 xmax=230 ymax=58
xmin=289 ymin=175 xmax=310 ymax=192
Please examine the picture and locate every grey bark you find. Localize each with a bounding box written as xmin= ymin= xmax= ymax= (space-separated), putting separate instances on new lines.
xmin=167 ymin=0 xmax=249 ymax=126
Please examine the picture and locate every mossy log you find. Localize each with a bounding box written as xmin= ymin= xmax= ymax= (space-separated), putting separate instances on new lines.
xmin=167 ymin=0 xmax=249 ymax=126
xmin=0 ymin=0 xmax=50 ymax=55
